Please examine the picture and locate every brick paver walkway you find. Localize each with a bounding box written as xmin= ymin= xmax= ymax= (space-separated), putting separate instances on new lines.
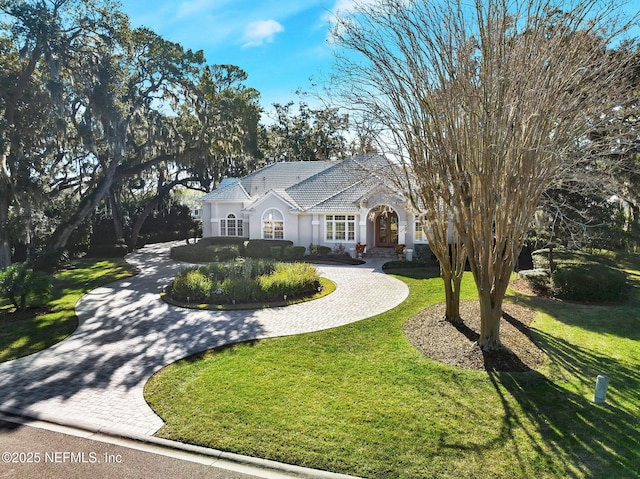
xmin=0 ymin=242 xmax=409 ymax=437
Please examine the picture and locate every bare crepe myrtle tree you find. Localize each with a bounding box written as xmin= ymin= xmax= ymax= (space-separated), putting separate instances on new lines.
xmin=330 ymin=0 xmax=637 ymax=349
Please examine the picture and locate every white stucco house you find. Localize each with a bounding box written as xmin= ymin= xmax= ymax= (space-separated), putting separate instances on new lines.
xmin=198 ymin=154 xmax=430 ymax=255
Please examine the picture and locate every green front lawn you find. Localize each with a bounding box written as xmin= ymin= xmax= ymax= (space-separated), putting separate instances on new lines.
xmin=145 ymin=256 xmax=640 ymax=479
xmin=0 ymin=259 xmax=137 ymax=363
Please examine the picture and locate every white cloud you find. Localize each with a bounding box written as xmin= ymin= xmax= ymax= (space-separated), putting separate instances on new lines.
xmin=324 ymin=0 xmax=379 ymax=25
xmin=242 ymin=19 xmax=285 ymax=48
xmin=328 ymin=0 xmax=356 ymax=19
xmin=333 ymin=0 xmax=358 ymax=13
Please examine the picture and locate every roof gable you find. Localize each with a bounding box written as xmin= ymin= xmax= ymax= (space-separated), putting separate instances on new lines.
xmin=247 ymin=188 xmax=302 ymax=211
xmin=199 ymin=180 xmax=250 ymax=202
xmin=285 ymin=154 xmax=398 ymax=210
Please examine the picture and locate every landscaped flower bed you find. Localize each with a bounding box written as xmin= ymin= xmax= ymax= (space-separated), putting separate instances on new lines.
xmin=165 ymin=258 xmax=323 ymax=306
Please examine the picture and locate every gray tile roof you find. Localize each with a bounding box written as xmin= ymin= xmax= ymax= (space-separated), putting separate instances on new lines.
xmin=286 ymin=155 xmax=396 ymax=210
xmin=240 ymin=161 xmax=334 ymax=198
xmin=306 ymin=175 xmax=384 ymax=211
xmin=199 ymin=180 xmax=250 ymax=202
xmin=200 ymin=155 xmax=401 ymax=212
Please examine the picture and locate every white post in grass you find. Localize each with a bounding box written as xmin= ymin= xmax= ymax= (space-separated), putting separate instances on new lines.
xmin=593 ymin=375 xmax=609 ymax=405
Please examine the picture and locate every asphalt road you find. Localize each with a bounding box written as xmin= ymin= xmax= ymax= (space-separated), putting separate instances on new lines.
xmin=0 ymin=417 xmax=290 ymax=479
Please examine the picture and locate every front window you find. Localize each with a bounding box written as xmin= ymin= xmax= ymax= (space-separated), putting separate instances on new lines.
xmin=415 ymin=218 xmax=428 ymax=243
xmin=326 ymin=215 xmax=356 ymax=241
xmin=262 ymin=209 xmax=284 ymax=239
xmin=221 ymin=214 xmax=243 ymax=237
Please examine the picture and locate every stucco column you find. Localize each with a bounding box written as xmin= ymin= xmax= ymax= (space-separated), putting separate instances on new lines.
xmin=312 ymin=214 xmax=320 ymax=244
xmin=398 ymin=220 xmax=407 ymax=245
xmin=210 ymin=218 xmax=219 ymax=236
xmin=359 ymin=208 xmax=368 ymax=246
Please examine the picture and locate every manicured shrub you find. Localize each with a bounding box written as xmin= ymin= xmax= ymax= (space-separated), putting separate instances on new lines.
xmin=198 ymin=237 xmax=246 ymax=248
xmin=270 ymin=246 xmax=282 ymax=259
xmin=531 ymin=249 xmax=551 ymax=270
xmin=170 ymin=268 xmax=214 ymax=303
xmin=309 ymin=245 xmax=331 ymax=257
xmin=257 ymin=263 xmax=321 ymax=298
xmin=414 ymin=244 xmax=437 ymax=264
xmin=528 ymin=248 xmax=626 ymax=302
xmin=532 ymin=248 xmax=618 ymax=270
xmin=170 ymin=244 xmax=204 ymax=263
xmin=284 ymin=246 xmax=306 ymax=259
xmin=206 ymin=245 xmax=239 ymax=262
xmin=196 ymin=236 xmax=247 ymax=261
xmin=551 ymin=263 xmax=626 ymax=302
xmin=171 ymin=241 xmax=243 ymax=263
xmin=518 ymin=269 xmax=550 ymax=294
xmin=244 ymin=240 xmax=293 ymax=258
xmin=0 ymin=263 xmax=52 ymax=310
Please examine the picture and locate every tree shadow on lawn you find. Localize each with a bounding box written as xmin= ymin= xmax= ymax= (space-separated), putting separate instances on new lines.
xmin=488 ymin=260 xmax=640 ymax=477
xmin=488 ymin=330 xmax=640 ymax=478
xmin=508 ymin=282 xmax=640 ymax=338
xmin=0 ymin=307 xmax=76 ymax=363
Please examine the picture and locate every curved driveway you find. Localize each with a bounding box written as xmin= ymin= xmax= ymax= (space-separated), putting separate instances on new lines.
xmin=0 ymin=242 xmax=408 ymax=437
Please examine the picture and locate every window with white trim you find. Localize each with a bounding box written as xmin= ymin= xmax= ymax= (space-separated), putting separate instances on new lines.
xmin=262 ymin=209 xmax=284 ymax=239
xmin=325 ymin=215 xmax=356 ymax=241
xmin=415 ymin=219 xmax=428 ymax=243
xmin=220 ymin=213 xmax=243 ymax=237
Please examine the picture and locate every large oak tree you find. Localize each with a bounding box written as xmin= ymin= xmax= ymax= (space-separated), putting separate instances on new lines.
xmin=0 ymin=0 xmax=126 ymax=268
xmin=1 ymin=1 xmax=261 ymax=267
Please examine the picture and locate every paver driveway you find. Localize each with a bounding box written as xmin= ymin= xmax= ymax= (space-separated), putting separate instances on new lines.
xmin=0 ymin=242 xmax=409 ymax=437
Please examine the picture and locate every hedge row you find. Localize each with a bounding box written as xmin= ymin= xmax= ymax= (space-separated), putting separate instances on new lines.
xmin=519 ymin=249 xmax=627 ymax=302
xmin=171 ymin=238 xmax=307 ymax=263
xmin=243 ymin=240 xmax=294 ymax=258
xmin=550 ymin=263 xmax=626 ymax=302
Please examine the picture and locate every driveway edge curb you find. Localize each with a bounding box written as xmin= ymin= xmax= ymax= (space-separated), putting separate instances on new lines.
xmin=0 ymin=408 xmax=361 ymax=479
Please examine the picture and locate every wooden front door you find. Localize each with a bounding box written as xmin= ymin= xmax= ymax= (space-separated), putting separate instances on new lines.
xmin=375 ymin=211 xmax=399 ymax=247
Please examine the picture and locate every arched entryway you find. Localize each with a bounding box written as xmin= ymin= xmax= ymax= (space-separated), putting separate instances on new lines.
xmin=375 ymin=210 xmax=399 ymax=247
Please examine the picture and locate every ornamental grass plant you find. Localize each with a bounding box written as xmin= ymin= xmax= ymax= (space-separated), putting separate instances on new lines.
xmin=167 ymin=259 xmax=321 ymax=304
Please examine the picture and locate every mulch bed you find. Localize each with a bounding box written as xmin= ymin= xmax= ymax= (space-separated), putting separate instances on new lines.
xmin=403 ymin=300 xmax=546 ymax=372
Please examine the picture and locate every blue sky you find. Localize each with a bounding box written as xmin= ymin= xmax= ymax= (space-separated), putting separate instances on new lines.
xmin=118 ymin=0 xmax=359 ymax=117
xmin=118 ymin=0 xmax=640 ymax=120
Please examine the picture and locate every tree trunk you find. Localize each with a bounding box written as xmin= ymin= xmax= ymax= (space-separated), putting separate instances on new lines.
xmin=477 ymin=287 xmax=503 ymax=350
xmin=441 ymin=267 xmax=462 ymax=322
xmin=33 ymin=160 xmax=119 ymax=270
xmin=0 ymin=187 xmax=11 ymax=269
xmin=0 ymin=144 xmax=12 ymax=269
xmin=128 ymin=197 xmax=159 ymax=251
xmin=475 ymin=268 xmax=512 ymax=351
xmin=127 ymin=175 xmax=197 ymax=250
xmin=109 ymin=191 xmax=125 ymax=241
